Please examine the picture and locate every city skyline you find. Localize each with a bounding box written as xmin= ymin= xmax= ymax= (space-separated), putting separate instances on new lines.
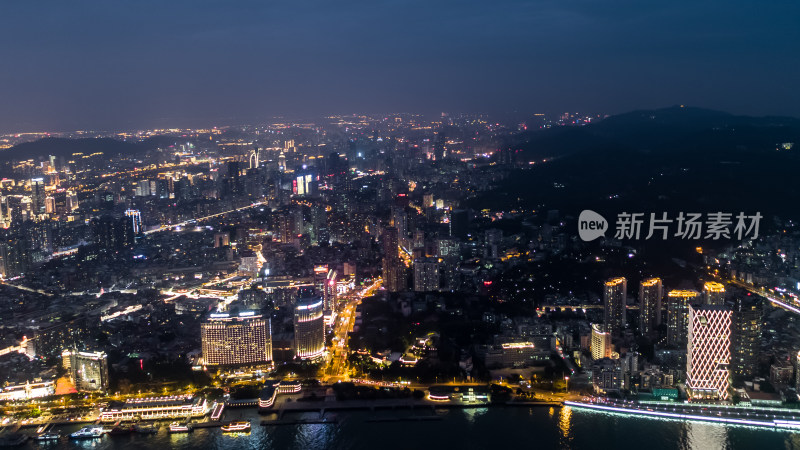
xmin=1 ymin=1 xmax=799 ymax=448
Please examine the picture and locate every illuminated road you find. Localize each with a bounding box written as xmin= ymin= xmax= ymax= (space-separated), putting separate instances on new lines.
xmin=144 ymin=200 xmax=269 ymax=235
xmin=0 ymin=280 xmax=54 ymax=297
xmin=727 ymin=278 xmax=800 ymax=314
xmin=325 ymin=278 xmax=382 ymax=381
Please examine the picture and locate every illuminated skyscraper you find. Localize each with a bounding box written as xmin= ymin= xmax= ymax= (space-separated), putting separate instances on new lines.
xmin=730 ymin=296 xmax=762 ymax=380
xmin=201 ymin=312 xmax=272 ymax=366
xmin=382 ymin=227 xmax=404 ymax=292
xmin=323 ymin=269 xmax=338 ymax=310
xmin=639 ymin=278 xmax=663 ymax=335
xmin=686 ymin=304 xmax=732 ymax=400
xmin=666 ymin=290 xmax=700 ymax=347
xmin=293 ymin=297 xmax=325 ymax=360
xmin=603 ymin=277 xmax=627 ymax=336
xmin=62 ymin=349 xmax=109 ymax=392
xmin=249 ymin=147 xmax=261 ymax=169
xmin=590 ymin=323 xmax=613 ymax=360
xmin=703 ymin=282 xmax=726 ymax=306
xmin=125 ymin=209 xmax=142 ymax=234
xmin=278 ymin=151 xmax=286 ymax=172
xmin=30 ymin=178 xmax=45 ymax=215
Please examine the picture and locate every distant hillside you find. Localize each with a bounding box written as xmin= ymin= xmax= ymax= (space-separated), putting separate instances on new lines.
xmin=507 ymin=106 xmax=800 ymax=160
xmin=0 ymin=136 xmax=185 ymax=161
xmin=475 ymin=106 xmax=800 ymax=226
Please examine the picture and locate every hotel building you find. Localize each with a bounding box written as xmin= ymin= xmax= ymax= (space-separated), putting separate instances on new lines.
xmin=294 ymin=297 xmax=325 ymax=360
xmin=201 ymin=311 xmax=272 ymax=366
xmin=62 ymin=349 xmax=109 ymax=392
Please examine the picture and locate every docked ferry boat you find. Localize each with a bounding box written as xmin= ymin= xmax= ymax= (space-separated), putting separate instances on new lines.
xmin=220 ymin=420 xmax=251 ymax=432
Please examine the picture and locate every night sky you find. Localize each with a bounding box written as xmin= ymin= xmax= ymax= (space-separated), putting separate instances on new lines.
xmin=1 ymin=0 xmax=798 ymax=132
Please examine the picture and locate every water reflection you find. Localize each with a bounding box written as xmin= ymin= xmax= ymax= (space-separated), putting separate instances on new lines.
xmin=294 ymin=422 xmax=335 ymax=450
xmin=558 ymin=406 xmax=573 ymax=446
xmin=683 ymin=421 xmax=728 ymax=450
xmin=462 ymin=407 xmax=488 ymax=424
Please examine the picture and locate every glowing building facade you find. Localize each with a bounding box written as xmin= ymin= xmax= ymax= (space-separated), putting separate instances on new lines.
xmin=62 ymin=349 xmax=109 ymax=392
xmin=201 ymin=312 xmax=272 ymax=366
xmin=639 ymin=278 xmax=663 ymax=335
xmin=293 ymin=297 xmax=325 ymax=360
xmin=686 ymin=304 xmax=732 ymax=400
xmin=703 ymin=282 xmax=726 ymax=306
xmin=591 ymin=323 xmax=613 ymax=360
xmin=666 ymin=290 xmax=700 ymax=347
xmin=603 ymin=277 xmax=627 ymax=336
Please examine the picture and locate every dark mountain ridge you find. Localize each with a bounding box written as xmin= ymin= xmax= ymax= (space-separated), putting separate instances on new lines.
xmin=476 ymin=106 xmax=800 ymax=227
xmin=0 ymin=136 xmax=186 ymax=161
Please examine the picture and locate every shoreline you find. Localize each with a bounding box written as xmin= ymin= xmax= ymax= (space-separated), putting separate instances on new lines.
xmin=565 ymin=401 xmax=800 ymax=432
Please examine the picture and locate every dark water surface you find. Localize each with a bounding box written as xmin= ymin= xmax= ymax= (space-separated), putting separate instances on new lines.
xmin=16 ymin=405 xmax=800 ymax=449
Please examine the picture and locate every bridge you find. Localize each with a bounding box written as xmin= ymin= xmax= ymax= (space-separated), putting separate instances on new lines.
xmin=537 ymin=305 xmax=640 ymax=312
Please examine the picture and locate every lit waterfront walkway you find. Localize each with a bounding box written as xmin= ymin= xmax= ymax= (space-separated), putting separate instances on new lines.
xmin=566 ymin=399 xmax=800 ymax=431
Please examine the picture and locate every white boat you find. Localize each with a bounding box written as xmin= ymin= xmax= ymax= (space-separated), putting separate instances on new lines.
xmin=220 ymin=420 xmax=251 ymax=432
xmin=168 ymin=422 xmax=192 ymax=433
xmin=69 ymin=427 xmax=104 ymax=439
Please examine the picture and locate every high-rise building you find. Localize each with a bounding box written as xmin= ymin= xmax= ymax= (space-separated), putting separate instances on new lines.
xmin=52 ymin=190 xmax=69 ymax=216
xmin=62 ymin=349 xmax=109 ymax=392
xmin=639 ymin=278 xmax=663 ymax=335
xmin=323 ymin=269 xmax=337 ymax=310
xmin=686 ymin=304 xmax=732 ymax=400
xmin=382 ymin=227 xmax=404 ymax=292
xmin=135 ymin=179 xmax=151 ymax=197
xmin=291 ymin=206 xmax=304 ymax=235
xmin=293 ymin=172 xmax=318 ymax=197
xmin=666 ymin=290 xmax=700 ymax=347
xmin=703 ymin=282 xmax=726 ymax=306
xmin=249 ymin=147 xmax=261 ymax=169
xmin=730 ymin=296 xmax=762 ymax=381
xmin=603 ymin=278 xmax=627 ymax=336
xmin=226 ymin=161 xmax=242 ymax=196
xmin=278 ymin=212 xmax=294 ymax=244
xmin=201 ymin=312 xmax=272 ymax=366
xmin=796 ymin=351 xmax=800 ymax=392
xmin=214 ymin=232 xmax=230 ymax=248
xmin=30 ymin=178 xmax=46 ymax=215
xmin=294 ymin=297 xmax=325 ymax=360
xmin=125 ymin=209 xmax=142 ymax=234
xmin=590 ymin=323 xmax=613 ymax=360
xmin=309 ymin=205 xmax=327 ymax=245
xmin=45 ymin=196 xmax=56 ymax=214
xmin=413 ymin=258 xmax=440 ymax=292
xmin=391 ymin=207 xmax=408 ymax=248
xmin=278 ymin=151 xmax=287 ymax=172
